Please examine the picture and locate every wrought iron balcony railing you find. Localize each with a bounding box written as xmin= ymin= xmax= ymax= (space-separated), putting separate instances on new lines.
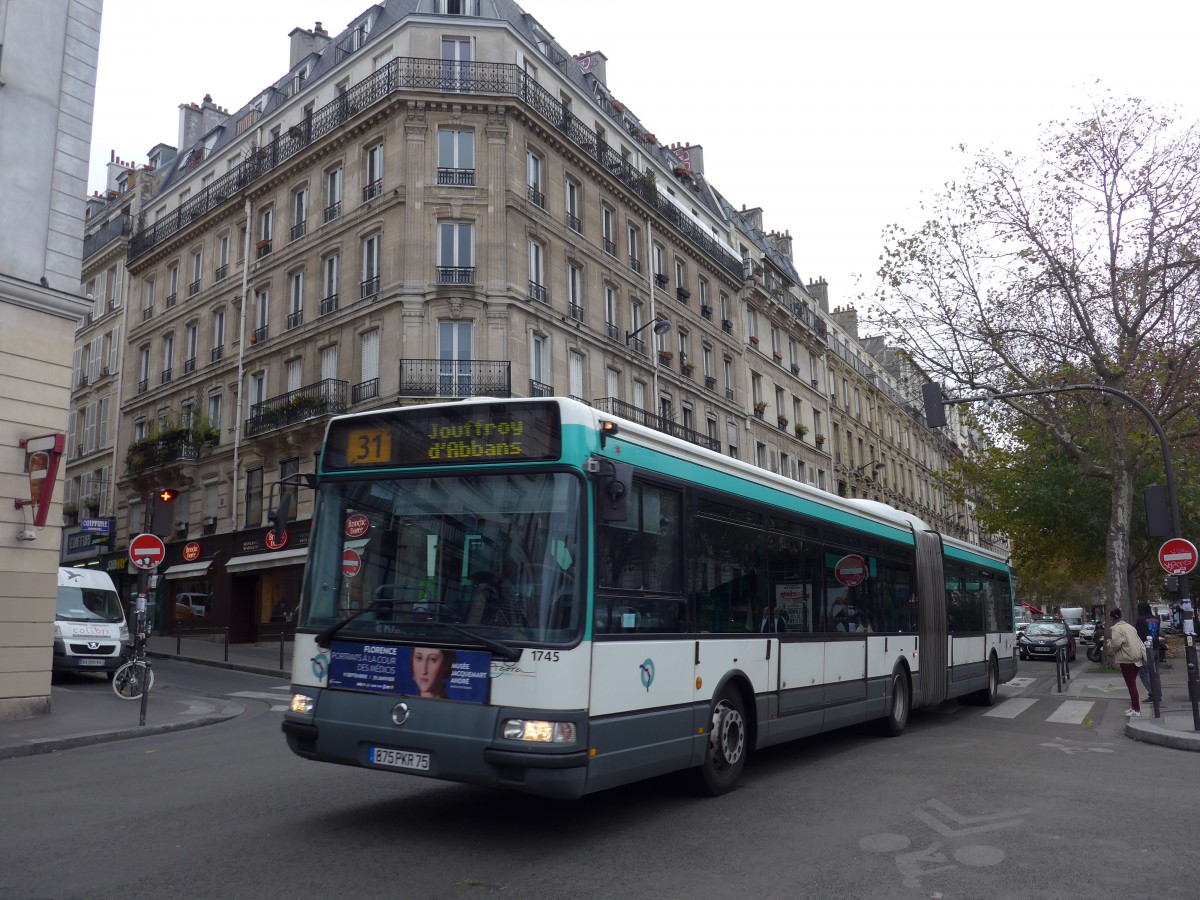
xmin=324 ymin=201 xmax=342 ymax=222
xmin=320 ymin=294 xmax=339 ymax=315
xmin=351 ymin=378 xmax=379 ymax=404
xmin=398 ymin=359 xmax=511 ymax=398
xmin=127 ymin=57 xmax=745 ymax=280
xmin=437 ymin=167 xmax=475 ymax=186
xmin=124 ymin=430 xmax=206 ymax=476
xmin=530 ymin=379 xmax=553 ymax=397
xmin=245 ymin=378 xmax=349 ymax=437
xmin=361 ymin=275 xmax=380 ymax=299
xmin=592 ymin=397 xmax=720 ymax=453
xmin=437 ymin=266 xmax=475 ymax=284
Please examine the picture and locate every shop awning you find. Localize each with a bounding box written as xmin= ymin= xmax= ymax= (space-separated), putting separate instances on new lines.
xmin=224 ymin=547 xmax=308 ymax=573
xmin=163 ymin=560 xmax=213 ymax=580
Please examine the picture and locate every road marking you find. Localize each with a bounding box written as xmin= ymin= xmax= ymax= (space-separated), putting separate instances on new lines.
xmin=1044 ymin=700 xmax=1093 ymax=724
xmin=229 ymin=690 xmax=290 ymax=701
xmin=914 ymin=798 xmax=1031 ymax=837
xmin=983 ymin=698 xmax=1037 ymax=719
xmin=1005 ymin=677 xmax=1036 ymax=689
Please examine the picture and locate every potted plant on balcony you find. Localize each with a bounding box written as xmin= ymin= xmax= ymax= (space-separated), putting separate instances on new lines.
xmin=81 ymin=495 xmax=100 ymax=517
xmin=753 ymin=401 xmax=767 ymax=418
xmin=62 ymin=502 xmax=78 ymax=524
xmin=658 ymin=350 xmax=673 ymax=365
xmin=610 ymin=99 xmax=625 ymax=114
xmin=814 ymin=433 xmax=826 ymax=446
xmin=641 ymin=132 xmax=657 ymax=144
xmin=777 ymin=415 xmax=789 ymax=429
xmin=794 ymin=423 xmax=809 ymax=439
xmin=772 ymin=351 xmax=783 ymax=362
xmin=680 ymin=360 xmax=695 ymax=377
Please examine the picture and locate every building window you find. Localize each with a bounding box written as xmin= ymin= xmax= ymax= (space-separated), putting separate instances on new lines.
xmin=601 ymin=205 xmax=616 ymax=256
xmin=565 ymin=178 xmax=581 ymax=232
xmin=437 ymin=221 xmax=474 ymax=283
xmin=363 ymin=143 xmax=384 ymax=200
xmin=526 ymin=151 xmax=544 ymax=207
xmin=288 ymin=271 xmax=304 ymax=329
xmin=567 ymin=263 xmax=583 ymax=320
xmin=291 ymin=186 xmax=308 ymax=240
xmin=246 ymin=467 xmax=263 ymax=526
xmin=325 ymin=165 xmax=343 ymax=221
xmin=437 ymin=129 xmax=475 ymax=185
xmin=361 ymin=233 xmax=381 ymax=298
xmin=528 ymin=239 xmax=546 ymax=303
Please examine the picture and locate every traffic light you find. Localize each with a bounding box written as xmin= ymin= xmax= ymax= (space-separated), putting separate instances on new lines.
xmin=151 ymin=487 xmax=178 ymax=537
xmin=921 ymin=382 xmax=947 ymax=428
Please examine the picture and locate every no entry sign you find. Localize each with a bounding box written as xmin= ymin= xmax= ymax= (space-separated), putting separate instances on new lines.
xmin=129 ymin=532 xmax=166 ymax=570
xmin=1159 ymin=538 xmax=1198 ymax=576
xmin=342 ymin=548 xmax=362 ymax=578
xmin=834 ymin=554 xmax=868 ymax=587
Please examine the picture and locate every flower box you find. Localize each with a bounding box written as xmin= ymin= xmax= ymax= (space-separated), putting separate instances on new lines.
xmin=794 ymin=425 xmax=809 ymax=438
xmin=749 ymin=335 xmax=760 ymax=345
xmin=704 ymin=375 xmax=717 ymax=388
xmin=721 ymin=319 xmax=733 ymax=333
xmin=773 ymin=352 xmax=783 ymax=362
xmin=814 ymin=433 xmax=826 ymax=445
xmin=777 ymin=416 xmax=789 ymax=428
xmin=753 ymin=402 xmax=768 ymax=415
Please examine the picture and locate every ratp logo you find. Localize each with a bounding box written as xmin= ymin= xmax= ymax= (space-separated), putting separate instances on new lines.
xmin=310 ymin=652 xmax=329 ymax=680
xmin=639 ymin=658 xmax=655 ymax=692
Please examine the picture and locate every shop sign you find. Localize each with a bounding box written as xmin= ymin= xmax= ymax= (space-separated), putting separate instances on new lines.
xmin=183 ymin=541 xmax=202 ymax=562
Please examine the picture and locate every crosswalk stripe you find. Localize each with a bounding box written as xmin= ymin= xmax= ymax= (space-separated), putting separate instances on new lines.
xmin=983 ymin=698 xmax=1037 ymax=719
xmin=1044 ymin=700 xmax=1094 ymax=724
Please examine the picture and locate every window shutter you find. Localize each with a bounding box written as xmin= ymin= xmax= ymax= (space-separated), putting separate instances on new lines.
xmin=569 ymin=351 xmax=583 ymax=399
xmin=321 ymin=345 xmax=338 ymax=381
xmin=72 ymin=346 xmax=81 ymax=386
xmin=361 ymin=330 xmax=379 ymax=380
xmin=98 ymin=397 xmax=110 ymax=449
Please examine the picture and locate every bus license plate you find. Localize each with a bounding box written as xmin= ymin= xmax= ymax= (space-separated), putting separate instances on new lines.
xmin=79 ymin=658 xmax=106 ymax=666
xmin=370 ymin=747 xmax=430 ymax=771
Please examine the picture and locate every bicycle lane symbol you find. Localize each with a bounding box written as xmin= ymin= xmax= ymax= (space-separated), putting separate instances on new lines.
xmin=859 ymin=799 xmax=1030 ymax=889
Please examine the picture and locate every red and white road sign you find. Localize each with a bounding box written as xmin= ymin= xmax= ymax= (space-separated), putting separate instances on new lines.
xmin=129 ymin=532 xmax=166 ymax=570
xmin=345 ymin=513 xmax=370 ymax=538
xmin=834 ymin=554 xmax=868 ymax=586
xmin=342 ymin=548 xmax=362 ymax=578
xmin=1159 ymin=538 xmax=1198 ymax=576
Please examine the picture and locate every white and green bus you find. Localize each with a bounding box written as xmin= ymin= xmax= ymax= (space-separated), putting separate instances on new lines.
xmin=282 ymin=397 xmax=1017 ymax=798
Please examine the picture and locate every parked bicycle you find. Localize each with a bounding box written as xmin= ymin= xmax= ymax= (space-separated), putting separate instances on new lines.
xmin=112 ymin=621 xmax=154 ymax=700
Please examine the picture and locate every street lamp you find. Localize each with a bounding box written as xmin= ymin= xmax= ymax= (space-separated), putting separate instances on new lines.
xmin=853 ymin=461 xmax=886 ymax=478
xmin=625 ymin=317 xmax=671 ymax=345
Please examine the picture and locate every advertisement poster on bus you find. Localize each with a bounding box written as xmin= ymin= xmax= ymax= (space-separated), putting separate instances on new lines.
xmin=328 ymin=641 xmax=490 ymax=702
xmin=774 ymin=583 xmax=810 ymax=631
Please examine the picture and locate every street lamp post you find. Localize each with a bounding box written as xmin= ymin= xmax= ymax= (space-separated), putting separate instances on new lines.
xmin=924 ymin=380 xmax=1199 ymax=730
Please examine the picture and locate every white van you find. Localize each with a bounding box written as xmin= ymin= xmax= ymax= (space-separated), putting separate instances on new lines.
xmin=53 ymin=567 xmax=129 ymax=675
xmin=1059 ymin=606 xmax=1085 ymax=638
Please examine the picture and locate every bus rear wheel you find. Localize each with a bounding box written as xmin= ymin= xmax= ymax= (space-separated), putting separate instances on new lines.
xmin=878 ymin=669 xmax=910 ymax=737
xmin=969 ymin=658 xmax=999 ymax=706
xmin=695 ymin=688 xmax=747 ymax=796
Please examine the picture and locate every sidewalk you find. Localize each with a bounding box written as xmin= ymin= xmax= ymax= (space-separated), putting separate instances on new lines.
xmin=0 ymin=636 xmax=290 ymax=761
xmin=3 ymin=639 xmax=1198 ymax=760
xmin=1062 ymin=652 xmax=1200 ymax=752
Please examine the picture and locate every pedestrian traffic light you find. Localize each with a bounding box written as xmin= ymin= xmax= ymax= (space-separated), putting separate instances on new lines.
xmin=151 ymin=487 xmax=178 ymax=537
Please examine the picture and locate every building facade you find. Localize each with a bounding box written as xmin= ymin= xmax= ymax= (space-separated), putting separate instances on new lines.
xmin=71 ymin=0 xmax=994 ymax=645
xmin=1 ymin=0 xmax=101 ymax=721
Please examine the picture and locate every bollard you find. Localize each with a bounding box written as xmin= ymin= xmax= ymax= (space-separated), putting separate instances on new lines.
xmin=223 ymin=627 xmax=229 ymax=662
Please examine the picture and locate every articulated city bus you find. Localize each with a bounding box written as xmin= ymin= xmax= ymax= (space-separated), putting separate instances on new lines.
xmin=281 ymin=397 xmax=1017 ymax=798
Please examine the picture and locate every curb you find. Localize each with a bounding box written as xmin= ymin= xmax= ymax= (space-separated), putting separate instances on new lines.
xmin=1125 ymin=719 xmax=1200 ymax=752
xmin=0 ymin=698 xmax=245 ymax=761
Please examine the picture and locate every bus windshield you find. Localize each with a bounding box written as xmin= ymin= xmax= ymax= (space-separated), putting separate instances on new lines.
xmin=299 ymin=471 xmax=585 ymax=645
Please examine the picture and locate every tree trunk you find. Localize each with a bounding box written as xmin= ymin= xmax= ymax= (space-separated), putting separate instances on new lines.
xmin=1105 ymin=460 xmax=1136 ymax=618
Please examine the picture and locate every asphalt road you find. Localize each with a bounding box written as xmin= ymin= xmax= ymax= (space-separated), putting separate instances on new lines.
xmin=0 ymin=660 xmax=1193 ymax=900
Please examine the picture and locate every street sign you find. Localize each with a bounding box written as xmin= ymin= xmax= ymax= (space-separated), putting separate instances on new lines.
xmin=342 ymin=548 xmax=362 ymax=578
xmin=1159 ymin=538 xmax=1198 ymax=576
xmin=834 ymin=554 xmax=868 ymax=587
xmin=129 ymin=532 xmax=166 ymax=570
xmin=345 ymin=513 xmax=370 ymax=538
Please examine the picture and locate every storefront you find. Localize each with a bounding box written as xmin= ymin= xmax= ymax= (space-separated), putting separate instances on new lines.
xmin=157 ymin=521 xmax=311 ymax=643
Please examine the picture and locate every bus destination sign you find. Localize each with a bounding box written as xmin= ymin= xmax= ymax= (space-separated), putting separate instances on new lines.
xmin=327 ymin=402 xmax=561 ymax=470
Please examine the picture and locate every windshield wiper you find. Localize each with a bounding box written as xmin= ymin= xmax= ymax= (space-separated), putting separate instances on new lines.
xmin=314 ymin=600 xmax=392 ymax=649
xmin=436 ymin=622 xmax=522 ymax=661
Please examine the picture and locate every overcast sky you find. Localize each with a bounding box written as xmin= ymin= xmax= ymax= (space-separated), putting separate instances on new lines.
xmin=89 ymin=0 xmax=1198 ymax=314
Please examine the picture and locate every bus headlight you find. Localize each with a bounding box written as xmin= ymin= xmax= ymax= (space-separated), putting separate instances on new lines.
xmin=290 ymin=693 xmax=316 ymax=715
xmin=502 ymin=719 xmax=577 ymax=743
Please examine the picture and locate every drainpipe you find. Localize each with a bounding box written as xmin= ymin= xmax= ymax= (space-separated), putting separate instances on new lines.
xmin=646 ymin=215 xmax=659 ymax=406
xmin=231 ymin=197 xmax=253 ymax=532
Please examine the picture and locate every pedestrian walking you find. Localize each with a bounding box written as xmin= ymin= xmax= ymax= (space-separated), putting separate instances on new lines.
xmin=1133 ymin=601 xmax=1161 ymax=702
xmin=1106 ymin=608 xmax=1147 ymax=717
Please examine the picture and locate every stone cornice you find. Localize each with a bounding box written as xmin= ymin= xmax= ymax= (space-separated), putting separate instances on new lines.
xmin=0 ymin=271 xmax=92 ymax=321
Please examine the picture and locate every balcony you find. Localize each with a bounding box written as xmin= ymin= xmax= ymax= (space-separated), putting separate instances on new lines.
xmin=215 ymin=264 xmax=228 ymax=282
xmin=287 ymin=310 xmax=304 ymax=330
xmin=567 ymin=302 xmax=583 ymax=321
xmin=183 ymin=357 xmax=196 ymax=374
xmin=142 ymin=306 xmax=153 ymax=322
xmin=603 ymin=238 xmax=617 ymax=256
xmin=398 ymin=359 xmax=511 ymax=398
xmin=189 ymin=279 xmax=201 ymax=297
xmin=351 ymin=378 xmax=379 ymax=404
xmin=256 ymin=239 xmax=272 ymax=259
xmin=320 ymin=294 xmax=339 ymax=315
xmin=161 ymin=367 xmax=172 ymax=385
xmin=437 ymin=266 xmax=475 ymax=285
xmin=605 ymin=322 xmax=620 ymax=342
xmin=124 ymin=428 xmax=216 ymax=477
xmin=362 ymin=179 xmax=383 ymax=202
xmin=324 ymin=201 xmax=342 ymax=223
xmin=437 ymin=168 xmax=475 ymax=186
xmin=592 ymin=397 xmax=720 ymax=453
xmin=291 ymin=221 xmax=307 ymax=241
xmin=361 ymin=275 xmax=380 ymax=299
xmin=245 ymin=378 xmax=349 ymax=437
xmin=250 ymin=325 xmax=269 ymax=346
xmin=528 ymin=281 xmax=548 ymax=304
xmin=211 ymin=346 xmax=224 ymax=363
xmin=655 ymin=273 xmax=670 ymax=289
xmin=165 ymin=293 xmax=176 ymax=310
xmin=137 ymin=379 xmax=148 ymax=395
xmin=566 ymin=212 xmax=581 ymax=233
xmin=629 ymin=257 xmax=642 ymax=274
xmin=530 ymin=379 xmax=553 ymax=397
xmin=527 ymin=185 xmax=544 ymax=208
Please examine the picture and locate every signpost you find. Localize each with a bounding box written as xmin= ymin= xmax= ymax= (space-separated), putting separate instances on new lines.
xmin=128 ymin=532 xmax=166 ymax=570
xmin=1159 ymin=538 xmax=1198 ymax=576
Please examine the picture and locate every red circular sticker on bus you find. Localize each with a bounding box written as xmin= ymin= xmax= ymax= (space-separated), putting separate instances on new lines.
xmin=834 ymin=554 xmax=868 ymax=586
xmin=345 ymin=513 xmax=370 ymax=538
xmin=183 ymin=542 xmax=201 ymax=562
xmin=342 ymin=548 xmax=362 ymax=578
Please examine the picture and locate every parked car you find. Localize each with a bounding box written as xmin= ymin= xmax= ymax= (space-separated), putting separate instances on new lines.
xmin=1015 ymin=620 xmax=1033 ymax=637
xmin=1018 ymin=621 xmax=1076 ymax=661
xmin=174 ymin=592 xmax=209 ymax=619
xmin=1079 ymin=621 xmax=1097 ymax=644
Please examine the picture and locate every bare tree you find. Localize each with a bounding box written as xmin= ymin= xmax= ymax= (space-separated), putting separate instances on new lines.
xmin=874 ymin=96 xmax=1200 ymax=614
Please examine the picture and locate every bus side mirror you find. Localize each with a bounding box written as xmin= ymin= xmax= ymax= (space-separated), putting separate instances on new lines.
xmin=594 ymin=460 xmax=632 ymax=522
xmin=268 ymin=489 xmax=293 ymax=545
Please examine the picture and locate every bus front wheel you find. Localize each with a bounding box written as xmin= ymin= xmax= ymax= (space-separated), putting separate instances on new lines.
xmin=878 ymin=669 xmax=910 ymax=737
xmin=695 ymin=688 xmax=747 ymax=796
